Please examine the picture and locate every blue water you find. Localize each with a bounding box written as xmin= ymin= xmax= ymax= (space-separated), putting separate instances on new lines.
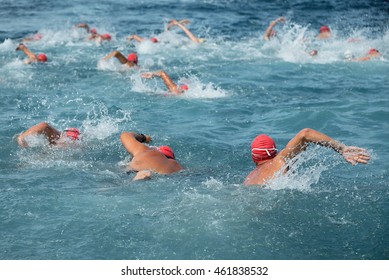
xmin=0 ymin=0 xmax=388 ymax=260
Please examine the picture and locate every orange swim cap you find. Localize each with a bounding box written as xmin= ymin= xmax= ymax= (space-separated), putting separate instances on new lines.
xmin=64 ymin=128 xmax=80 ymax=141
xmin=37 ymin=53 xmax=47 ymax=62
xmin=319 ymin=25 xmax=330 ymax=33
xmin=180 ymin=84 xmax=189 ymax=91
xmin=251 ymin=134 xmax=277 ymax=163
xmin=158 ymin=146 xmax=175 ymax=159
xmin=150 ymin=37 xmax=158 ymax=43
xmin=127 ymin=53 xmax=138 ymax=64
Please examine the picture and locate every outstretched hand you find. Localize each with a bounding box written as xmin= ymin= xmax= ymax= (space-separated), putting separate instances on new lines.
xmin=141 ymin=72 xmax=154 ymax=79
xmin=342 ymin=146 xmax=370 ymax=165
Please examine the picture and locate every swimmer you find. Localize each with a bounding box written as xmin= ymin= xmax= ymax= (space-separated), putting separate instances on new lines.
xmin=141 ymin=70 xmax=189 ymax=94
xmin=127 ymin=34 xmax=158 ymax=43
xmin=244 ymin=128 xmax=370 ymax=186
xmin=308 ymin=49 xmax=318 ymax=57
xmin=167 ymin=19 xmax=205 ymax=43
xmin=102 ymin=50 xmax=138 ymax=67
xmin=120 ymin=132 xmax=183 ymax=180
xmin=21 ymin=33 xmax=43 ymax=42
xmin=15 ymin=43 xmax=47 ymax=64
xmin=317 ymin=25 xmax=331 ymax=40
xmin=88 ymin=31 xmax=112 ymax=42
xmin=263 ymin=17 xmax=286 ymax=41
xmin=352 ymin=48 xmax=381 ymax=61
xmin=17 ymin=122 xmax=80 ymax=148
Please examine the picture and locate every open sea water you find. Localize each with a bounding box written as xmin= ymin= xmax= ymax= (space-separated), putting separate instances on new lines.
xmin=0 ymin=0 xmax=388 ymax=260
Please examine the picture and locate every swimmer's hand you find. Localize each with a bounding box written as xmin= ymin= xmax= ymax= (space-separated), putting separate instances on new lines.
xmin=341 ymin=146 xmax=370 ymax=165
xmin=144 ymin=134 xmax=152 ymax=143
xmin=133 ymin=170 xmax=152 ymax=181
xmin=141 ymin=72 xmax=154 ymax=79
xmin=15 ymin=43 xmax=25 ymax=51
xmin=167 ymin=19 xmax=190 ymax=30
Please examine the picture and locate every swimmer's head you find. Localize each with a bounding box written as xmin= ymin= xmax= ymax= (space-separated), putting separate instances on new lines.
xmin=180 ymin=84 xmax=189 ymax=91
xmin=33 ymin=33 xmax=43 ymax=40
xmin=368 ymin=48 xmax=380 ymax=56
xmin=64 ymin=128 xmax=80 ymax=141
xmin=150 ymin=37 xmax=158 ymax=43
xmin=157 ymin=145 xmax=175 ymax=159
xmin=251 ymin=134 xmax=277 ymax=163
xmin=37 ymin=53 xmax=47 ymax=62
xmin=127 ymin=53 xmax=138 ymax=65
xmin=102 ymin=33 xmax=111 ymax=40
xmin=309 ymin=50 xmax=318 ymax=56
xmin=319 ymin=25 xmax=331 ymax=33
xmin=90 ymin=28 xmax=97 ymax=34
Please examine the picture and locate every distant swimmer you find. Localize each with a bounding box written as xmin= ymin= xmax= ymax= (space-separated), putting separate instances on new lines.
xmin=167 ymin=19 xmax=205 ymax=43
xmin=244 ymin=128 xmax=370 ymax=186
xmin=89 ymin=32 xmax=112 ymax=42
xmin=263 ymin=17 xmax=285 ymax=41
xmin=102 ymin=50 xmax=138 ymax=67
xmin=21 ymin=33 xmax=43 ymax=42
xmin=141 ymin=70 xmax=189 ymax=94
xmin=120 ymin=131 xmax=184 ymax=180
xmin=316 ymin=25 xmax=331 ymax=40
xmin=75 ymin=23 xmax=97 ymax=34
xmin=15 ymin=43 xmax=47 ymax=64
xmin=352 ymin=48 xmax=381 ymax=61
xmin=17 ymin=122 xmax=80 ymax=148
xmin=308 ymin=49 xmax=318 ymax=57
xmin=127 ymin=34 xmax=158 ymax=43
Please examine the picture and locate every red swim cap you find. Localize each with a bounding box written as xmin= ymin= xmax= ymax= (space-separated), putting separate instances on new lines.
xmin=180 ymin=84 xmax=189 ymax=91
xmin=251 ymin=134 xmax=277 ymax=163
xmin=37 ymin=53 xmax=47 ymax=62
xmin=127 ymin=53 xmax=138 ymax=64
xmin=64 ymin=128 xmax=80 ymax=141
xmin=368 ymin=48 xmax=379 ymax=55
xmin=90 ymin=28 xmax=97 ymax=34
xmin=319 ymin=25 xmax=330 ymax=33
xmin=102 ymin=33 xmax=111 ymax=40
xmin=150 ymin=37 xmax=158 ymax=43
xmin=158 ymin=145 xmax=175 ymax=159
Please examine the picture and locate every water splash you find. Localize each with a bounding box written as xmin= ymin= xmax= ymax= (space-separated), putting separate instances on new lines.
xmin=266 ymin=146 xmax=341 ymax=191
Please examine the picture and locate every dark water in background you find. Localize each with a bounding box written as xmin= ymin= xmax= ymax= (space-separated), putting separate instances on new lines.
xmin=0 ymin=0 xmax=388 ymax=259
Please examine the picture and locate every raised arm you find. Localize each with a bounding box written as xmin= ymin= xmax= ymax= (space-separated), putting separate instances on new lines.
xmin=102 ymin=50 xmax=127 ymax=64
xmin=127 ymin=34 xmax=145 ymax=42
xmin=75 ymin=23 xmax=90 ymax=33
xmin=141 ymin=71 xmax=183 ymax=94
xmin=120 ymin=132 xmax=152 ymax=157
xmin=263 ymin=17 xmax=285 ymax=41
xmin=277 ymin=128 xmax=370 ymax=165
xmin=16 ymin=43 xmax=38 ymax=64
xmin=17 ymin=122 xmax=61 ymax=147
xmin=166 ymin=19 xmax=191 ymax=30
xmin=167 ymin=19 xmax=203 ymax=43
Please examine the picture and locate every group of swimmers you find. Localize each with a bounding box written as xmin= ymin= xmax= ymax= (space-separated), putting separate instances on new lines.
xmin=263 ymin=16 xmax=381 ymax=61
xmin=15 ymin=18 xmax=372 ymax=185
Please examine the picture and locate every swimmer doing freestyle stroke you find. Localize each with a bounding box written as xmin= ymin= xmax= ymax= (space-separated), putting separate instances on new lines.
xmin=120 ymin=132 xmax=183 ymax=180
xmin=244 ymin=128 xmax=370 ymax=186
